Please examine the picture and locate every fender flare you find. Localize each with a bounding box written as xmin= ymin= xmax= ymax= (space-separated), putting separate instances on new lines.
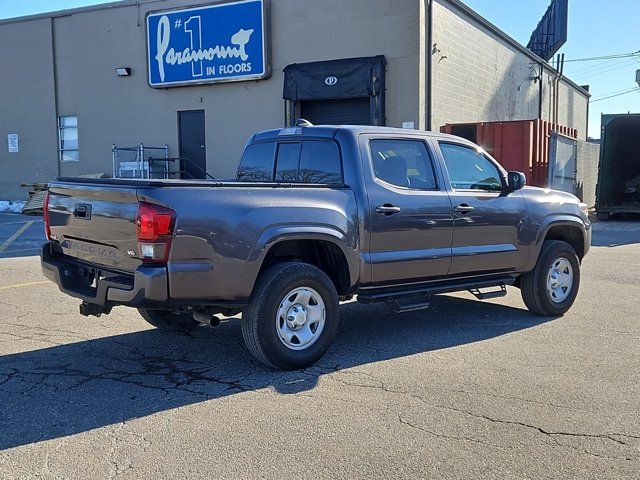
xmin=249 ymin=224 xmax=360 ymax=289
xmin=526 ymin=215 xmax=588 ymax=270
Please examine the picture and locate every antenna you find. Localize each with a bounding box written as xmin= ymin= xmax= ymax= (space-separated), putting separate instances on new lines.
xmin=295 ymin=118 xmax=314 ymax=127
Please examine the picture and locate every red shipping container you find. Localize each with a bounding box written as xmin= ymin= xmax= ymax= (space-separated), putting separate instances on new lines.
xmin=440 ymin=119 xmax=578 ymax=187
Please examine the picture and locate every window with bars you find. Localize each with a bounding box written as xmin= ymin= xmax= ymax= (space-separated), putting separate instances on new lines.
xmin=58 ymin=116 xmax=78 ymax=162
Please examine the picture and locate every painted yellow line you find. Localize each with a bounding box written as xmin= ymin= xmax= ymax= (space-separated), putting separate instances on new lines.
xmin=0 ymin=280 xmax=49 ymax=292
xmin=0 ymin=221 xmax=34 ymax=253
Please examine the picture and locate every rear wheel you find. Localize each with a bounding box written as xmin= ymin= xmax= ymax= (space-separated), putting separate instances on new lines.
xmin=138 ymin=308 xmax=200 ymax=331
xmin=241 ymin=262 xmax=340 ymax=370
xmin=520 ymin=240 xmax=581 ymax=316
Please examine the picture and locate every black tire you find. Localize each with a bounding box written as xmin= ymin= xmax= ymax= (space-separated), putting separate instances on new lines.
xmin=138 ymin=308 xmax=200 ymax=331
xmin=520 ymin=240 xmax=581 ymax=317
xmin=241 ymin=262 xmax=340 ymax=370
xmin=596 ymin=211 xmax=610 ymax=221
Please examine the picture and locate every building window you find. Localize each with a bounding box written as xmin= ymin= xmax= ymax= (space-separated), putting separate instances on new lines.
xmin=58 ymin=116 xmax=78 ymax=162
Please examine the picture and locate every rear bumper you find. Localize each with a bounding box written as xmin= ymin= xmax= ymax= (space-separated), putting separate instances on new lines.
xmin=40 ymin=242 xmax=168 ymax=308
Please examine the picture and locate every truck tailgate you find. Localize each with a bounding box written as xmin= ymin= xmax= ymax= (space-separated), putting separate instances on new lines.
xmin=47 ymin=182 xmax=142 ymax=272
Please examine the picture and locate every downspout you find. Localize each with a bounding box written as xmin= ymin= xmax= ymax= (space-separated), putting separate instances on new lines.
xmin=426 ymin=0 xmax=433 ymax=131
xmin=50 ymin=17 xmax=61 ymax=177
xmin=538 ymin=62 xmax=543 ymax=120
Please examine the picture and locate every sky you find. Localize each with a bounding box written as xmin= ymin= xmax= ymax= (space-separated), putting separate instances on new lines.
xmin=1 ymin=0 xmax=638 ymax=138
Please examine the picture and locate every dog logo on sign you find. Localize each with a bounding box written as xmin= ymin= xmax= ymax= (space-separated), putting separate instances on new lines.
xmin=324 ymin=76 xmax=337 ymax=86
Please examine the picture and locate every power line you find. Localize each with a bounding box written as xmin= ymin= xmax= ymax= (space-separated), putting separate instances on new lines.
xmin=562 ymin=50 xmax=640 ymax=63
xmin=567 ymin=55 xmax=640 ymax=76
xmin=568 ymin=58 xmax=640 ymax=80
xmin=591 ymin=87 xmax=640 ymax=103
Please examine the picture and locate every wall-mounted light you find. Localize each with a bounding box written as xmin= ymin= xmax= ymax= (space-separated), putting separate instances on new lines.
xmin=115 ymin=67 xmax=131 ymax=77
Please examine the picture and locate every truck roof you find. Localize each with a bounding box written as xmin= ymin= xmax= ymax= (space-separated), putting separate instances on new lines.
xmin=251 ymin=125 xmax=466 ymax=143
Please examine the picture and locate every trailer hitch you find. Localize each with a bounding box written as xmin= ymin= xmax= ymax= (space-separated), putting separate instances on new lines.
xmin=79 ymin=302 xmax=112 ymax=317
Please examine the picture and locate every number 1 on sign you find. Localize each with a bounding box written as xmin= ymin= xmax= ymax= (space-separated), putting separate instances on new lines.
xmin=185 ymin=16 xmax=203 ymax=77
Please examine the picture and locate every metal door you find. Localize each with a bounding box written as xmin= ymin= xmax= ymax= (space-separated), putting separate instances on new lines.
xmin=548 ymin=131 xmax=577 ymax=194
xmin=300 ymin=97 xmax=371 ymax=125
xmin=361 ymin=135 xmax=454 ymax=285
xmin=434 ymin=140 xmax=529 ymax=276
xmin=178 ymin=110 xmax=206 ymax=179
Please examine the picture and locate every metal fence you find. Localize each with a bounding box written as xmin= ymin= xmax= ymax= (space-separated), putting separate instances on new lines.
xmin=112 ymin=144 xmax=170 ymax=179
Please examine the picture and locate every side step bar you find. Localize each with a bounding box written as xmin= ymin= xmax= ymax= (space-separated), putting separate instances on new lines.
xmin=358 ymin=276 xmax=515 ymax=313
xmin=469 ymin=284 xmax=507 ymax=300
xmin=386 ymin=293 xmax=431 ymax=314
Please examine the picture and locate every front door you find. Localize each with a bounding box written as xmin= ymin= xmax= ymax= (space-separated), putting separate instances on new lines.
xmin=434 ymin=141 xmax=529 ymax=276
xmin=178 ymin=110 xmax=206 ymax=179
xmin=362 ymin=136 xmax=454 ymax=285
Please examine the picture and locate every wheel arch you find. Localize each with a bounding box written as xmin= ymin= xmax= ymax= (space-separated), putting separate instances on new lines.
xmin=250 ymin=226 xmax=359 ymax=296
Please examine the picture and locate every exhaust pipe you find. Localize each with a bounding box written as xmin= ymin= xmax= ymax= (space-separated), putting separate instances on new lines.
xmin=192 ymin=311 xmax=221 ymax=327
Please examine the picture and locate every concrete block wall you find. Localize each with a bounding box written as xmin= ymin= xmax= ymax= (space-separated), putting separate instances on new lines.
xmin=541 ymin=72 xmax=589 ymax=140
xmin=431 ymin=0 xmax=589 ymax=140
xmin=0 ymin=18 xmax=59 ymax=200
xmin=431 ymin=0 xmax=541 ymax=132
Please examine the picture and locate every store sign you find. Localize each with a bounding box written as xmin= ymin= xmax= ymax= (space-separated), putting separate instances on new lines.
xmin=146 ymin=0 xmax=270 ymax=88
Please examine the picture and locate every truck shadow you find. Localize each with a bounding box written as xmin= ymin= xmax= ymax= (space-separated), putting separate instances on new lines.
xmin=0 ymin=294 xmax=553 ymax=450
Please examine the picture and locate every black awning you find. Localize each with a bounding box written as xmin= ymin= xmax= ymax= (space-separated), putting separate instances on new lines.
xmin=283 ymin=55 xmax=386 ymax=101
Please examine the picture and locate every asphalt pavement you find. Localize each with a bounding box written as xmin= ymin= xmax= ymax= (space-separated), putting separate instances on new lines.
xmin=0 ymin=213 xmax=45 ymax=259
xmin=0 ymin=214 xmax=638 ymax=479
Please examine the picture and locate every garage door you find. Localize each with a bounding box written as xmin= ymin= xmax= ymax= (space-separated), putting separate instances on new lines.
xmin=283 ymin=56 xmax=386 ymax=126
xmin=300 ymin=97 xmax=371 ymax=125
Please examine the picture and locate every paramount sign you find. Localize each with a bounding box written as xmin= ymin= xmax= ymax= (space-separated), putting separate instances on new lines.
xmin=146 ymin=0 xmax=270 ymax=87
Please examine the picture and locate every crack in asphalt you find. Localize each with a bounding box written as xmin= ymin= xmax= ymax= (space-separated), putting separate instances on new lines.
xmin=318 ymin=369 xmax=639 ymax=459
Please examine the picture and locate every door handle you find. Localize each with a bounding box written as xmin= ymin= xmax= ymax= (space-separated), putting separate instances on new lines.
xmin=73 ymin=203 xmax=92 ymax=220
xmin=453 ymin=204 xmax=475 ymax=215
xmin=376 ymin=204 xmax=401 ymax=215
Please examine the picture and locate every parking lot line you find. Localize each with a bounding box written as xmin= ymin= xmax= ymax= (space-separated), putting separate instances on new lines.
xmin=0 ymin=280 xmax=49 ymax=292
xmin=0 ymin=221 xmax=34 ymax=253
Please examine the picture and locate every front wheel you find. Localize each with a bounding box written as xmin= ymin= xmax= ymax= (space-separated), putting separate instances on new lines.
xmin=520 ymin=240 xmax=581 ymax=316
xmin=241 ymin=262 xmax=340 ymax=370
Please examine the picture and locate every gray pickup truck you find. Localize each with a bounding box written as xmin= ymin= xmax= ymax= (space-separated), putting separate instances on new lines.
xmin=41 ymin=125 xmax=591 ymax=369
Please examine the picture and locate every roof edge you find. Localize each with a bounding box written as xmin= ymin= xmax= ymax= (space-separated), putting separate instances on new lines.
xmin=0 ymin=0 xmax=155 ymax=26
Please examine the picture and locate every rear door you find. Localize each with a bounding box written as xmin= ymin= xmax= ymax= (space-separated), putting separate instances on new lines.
xmin=434 ymin=141 xmax=528 ymax=276
xmin=47 ymin=182 xmax=141 ymax=272
xmin=362 ymin=136 xmax=454 ymax=284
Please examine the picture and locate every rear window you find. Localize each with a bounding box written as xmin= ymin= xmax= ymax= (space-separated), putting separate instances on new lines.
xmin=237 ymin=142 xmax=276 ymax=182
xmin=275 ymin=143 xmax=302 ymax=182
xmin=238 ymin=140 xmax=343 ymax=184
xmin=299 ymin=141 xmax=342 ymax=184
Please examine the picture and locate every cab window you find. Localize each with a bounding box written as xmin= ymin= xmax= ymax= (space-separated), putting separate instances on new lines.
xmin=370 ymin=139 xmax=437 ymax=190
xmin=439 ymin=143 xmax=503 ymax=191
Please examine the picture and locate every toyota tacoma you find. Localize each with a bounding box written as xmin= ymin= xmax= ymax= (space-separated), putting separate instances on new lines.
xmin=41 ymin=125 xmax=591 ymax=369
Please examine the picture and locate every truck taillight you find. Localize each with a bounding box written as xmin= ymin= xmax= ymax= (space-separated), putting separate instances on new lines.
xmin=43 ymin=190 xmax=51 ymax=240
xmin=136 ymin=202 xmax=176 ymax=263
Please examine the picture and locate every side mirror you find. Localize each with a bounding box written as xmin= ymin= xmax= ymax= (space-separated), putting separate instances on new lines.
xmin=507 ymin=171 xmax=526 ymax=191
